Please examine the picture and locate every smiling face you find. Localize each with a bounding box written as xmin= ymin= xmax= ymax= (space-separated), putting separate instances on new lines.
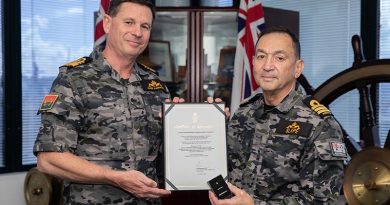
xmin=253 ymin=32 xmax=304 ymax=103
xmin=103 ymin=2 xmax=153 ymax=60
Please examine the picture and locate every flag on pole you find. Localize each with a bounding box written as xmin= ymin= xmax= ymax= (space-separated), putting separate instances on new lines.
xmin=94 ymin=0 xmax=110 ymax=47
xmin=230 ymin=0 xmax=265 ymax=115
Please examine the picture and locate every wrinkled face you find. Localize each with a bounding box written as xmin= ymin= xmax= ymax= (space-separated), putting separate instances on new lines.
xmin=103 ymin=2 xmax=152 ymax=59
xmin=253 ymin=32 xmax=304 ymax=96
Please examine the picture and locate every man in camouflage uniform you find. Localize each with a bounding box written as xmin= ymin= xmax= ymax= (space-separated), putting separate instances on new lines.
xmin=209 ymin=27 xmax=347 ymax=205
xmin=33 ymin=0 xmax=173 ymax=204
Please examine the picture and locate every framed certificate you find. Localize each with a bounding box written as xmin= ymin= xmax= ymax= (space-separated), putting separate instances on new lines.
xmin=163 ymin=103 xmax=228 ymax=190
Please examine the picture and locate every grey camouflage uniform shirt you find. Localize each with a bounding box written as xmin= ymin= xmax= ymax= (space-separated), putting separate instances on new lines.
xmin=228 ymin=89 xmax=347 ymax=205
xmin=34 ymin=46 xmax=170 ymax=205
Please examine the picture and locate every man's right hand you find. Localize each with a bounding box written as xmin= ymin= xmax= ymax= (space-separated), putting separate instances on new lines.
xmin=108 ymin=170 xmax=171 ymax=198
xmin=209 ymin=183 xmax=254 ymax=205
xmin=37 ymin=152 xmax=171 ymax=199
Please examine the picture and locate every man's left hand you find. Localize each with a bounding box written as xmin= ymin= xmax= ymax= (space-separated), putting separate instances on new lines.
xmin=206 ymin=97 xmax=230 ymax=119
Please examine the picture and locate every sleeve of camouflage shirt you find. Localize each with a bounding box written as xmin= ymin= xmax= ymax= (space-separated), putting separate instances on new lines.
xmin=227 ymin=108 xmax=256 ymax=189
xmin=267 ymin=117 xmax=346 ymax=205
xmin=33 ymin=71 xmax=82 ymax=155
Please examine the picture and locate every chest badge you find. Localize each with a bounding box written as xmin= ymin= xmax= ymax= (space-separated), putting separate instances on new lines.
xmin=275 ymin=120 xmax=313 ymax=137
xmin=141 ymin=79 xmax=166 ymax=92
xmin=286 ymin=122 xmax=300 ymax=134
xmin=38 ymin=94 xmax=59 ymax=112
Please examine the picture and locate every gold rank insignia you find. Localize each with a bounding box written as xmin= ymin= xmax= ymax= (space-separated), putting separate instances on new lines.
xmin=141 ymin=63 xmax=156 ymax=72
xmin=61 ymin=57 xmax=92 ymax=68
xmin=285 ymin=122 xmax=300 ymax=134
xmin=148 ymin=80 xmax=163 ymax=90
xmin=239 ymin=93 xmax=262 ymax=107
xmin=138 ymin=62 xmax=157 ymax=74
xmin=141 ymin=79 xmax=167 ymax=92
xmin=303 ymin=96 xmax=332 ymax=118
xmin=38 ymin=94 xmax=59 ymax=112
xmin=275 ymin=120 xmax=313 ymax=137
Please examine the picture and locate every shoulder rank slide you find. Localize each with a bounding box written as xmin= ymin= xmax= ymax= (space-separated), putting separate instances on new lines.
xmin=61 ymin=57 xmax=92 ymax=68
xmin=38 ymin=94 xmax=59 ymax=113
xmin=138 ymin=63 xmax=157 ymax=74
xmin=239 ymin=93 xmax=262 ymax=107
xmin=303 ymin=96 xmax=332 ymax=118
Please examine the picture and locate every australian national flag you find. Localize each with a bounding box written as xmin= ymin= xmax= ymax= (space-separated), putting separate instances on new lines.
xmin=94 ymin=0 xmax=110 ymax=47
xmin=230 ymin=0 xmax=265 ymax=115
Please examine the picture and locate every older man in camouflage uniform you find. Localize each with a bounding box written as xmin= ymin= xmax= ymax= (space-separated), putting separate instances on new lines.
xmin=209 ymin=27 xmax=347 ymax=205
xmin=33 ymin=0 xmax=174 ymax=204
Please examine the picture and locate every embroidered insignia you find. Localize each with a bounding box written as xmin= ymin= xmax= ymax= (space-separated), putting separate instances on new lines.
xmin=148 ymin=80 xmax=163 ymax=90
xmin=303 ymin=96 xmax=332 ymax=118
xmin=239 ymin=93 xmax=262 ymax=107
xmin=285 ymin=122 xmax=300 ymax=134
xmin=275 ymin=120 xmax=313 ymax=137
xmin=39 ymin=94 xmax=59 ymax=112
xmin=61 ymin=57 xmax=92 ymax=68
xmin=329 ymin=141 xmax=347 ymax=157
xmin=138 ymin=63 xmax=157 ymax=74
xmin=141 ymin=79 xmax=166 ymax=92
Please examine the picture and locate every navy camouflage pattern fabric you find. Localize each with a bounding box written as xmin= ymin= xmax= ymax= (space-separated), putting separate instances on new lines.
xmin=34 ymin=46 xmax=170 ymax=205
xmin=228 ymin=89 xmax=347 ymax=205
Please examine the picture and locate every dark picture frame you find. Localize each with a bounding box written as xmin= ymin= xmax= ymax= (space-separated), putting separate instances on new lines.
xmin=139 ymin=40 xmax=175 ymax=82
xmin=213 ymin=47 xmax=236 ymax=107
xmin=162 ymin=103 xmax=228 ymax=191
xmin=216 ymin=47 xmax=236 ymax=84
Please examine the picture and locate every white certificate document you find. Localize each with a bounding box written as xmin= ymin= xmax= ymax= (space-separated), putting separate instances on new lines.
xmin=163 ymin=103 xmax=228 ymax=190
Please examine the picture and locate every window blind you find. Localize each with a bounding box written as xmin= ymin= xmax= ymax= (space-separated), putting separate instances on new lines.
xmin=21 ymin=0 xmax=99 ymax=165
xmin=155 ymin=0 xmax=233 ymax=7
xmin=379 ymin=0 xmax=390 ymax=147
xmin=0 ymin=0 xmax=4 ymax=167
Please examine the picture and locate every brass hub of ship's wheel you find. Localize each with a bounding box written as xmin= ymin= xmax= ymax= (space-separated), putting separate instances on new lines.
xmin=24 ymin=168 xmax=63 ymax=205
xmin=343 ymin=147 xmax=390 ymax=205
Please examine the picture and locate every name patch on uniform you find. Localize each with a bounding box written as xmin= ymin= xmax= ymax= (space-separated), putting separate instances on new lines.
xmin=303 ymin=96 xmax=332 ymax=118
xmin=39 ymin=94 xmax=59 ymax=112
xmin=141 ymin=79 xmax=166 ymax=92
xmin=329 ymin=141 xmax=347 ymax=157
xmin=275 ymin=120 xmax=313 ymax=137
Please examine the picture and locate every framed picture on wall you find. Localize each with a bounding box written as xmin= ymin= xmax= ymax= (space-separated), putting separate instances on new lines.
xmin=216 ymin=47 xmax=236 ymax=84
xmin=138 ymin=40 xmax=175 ymax=82
xmin=213 ymin=47 xmax=236 ymax=108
